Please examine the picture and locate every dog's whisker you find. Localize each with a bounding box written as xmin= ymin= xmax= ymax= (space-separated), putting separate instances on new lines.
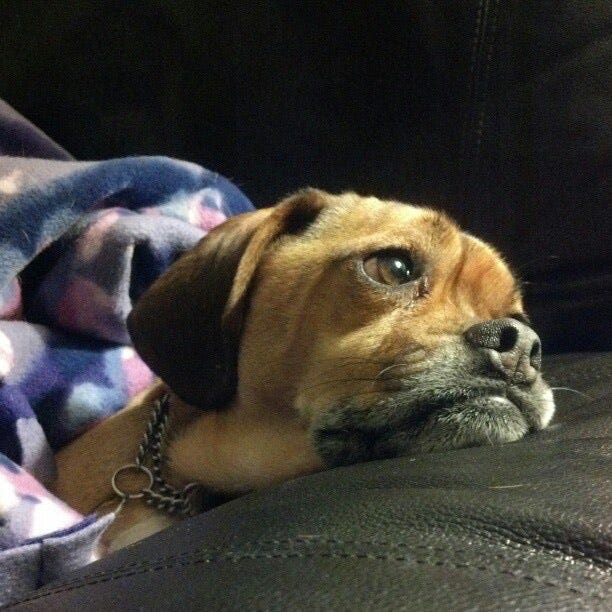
xmin=305 ymin=372 xmax=415 ymax=394
xmin=302 ymin=377 xmax=378 ymax=392
xmin=332 ymin=388 xmax=390 ymax=405
xmin=550 ymin=387 xmax=592 ymax=401
xmin=312 ymin=358 xmax=388 ymax=379
xmin=318 ymin=357 xmax=389 ymax=369
xmin=314 ymin=357 xmax=387 ymax=364
xmin=375 ymin=363 xmax=411 ymax=380
xmin=315 ymin=360 xmax=385 ymax=376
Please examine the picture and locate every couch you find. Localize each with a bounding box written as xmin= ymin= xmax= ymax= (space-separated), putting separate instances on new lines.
xmin=3 ymin=1 xmax=610 ymax=609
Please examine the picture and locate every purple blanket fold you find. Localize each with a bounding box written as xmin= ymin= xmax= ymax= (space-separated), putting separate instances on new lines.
xmin=0 ymin=99 xmax=254 ymax=604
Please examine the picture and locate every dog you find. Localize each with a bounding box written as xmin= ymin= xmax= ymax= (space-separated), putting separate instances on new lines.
xmin=52 ymin=189 xmax=555 ymax=554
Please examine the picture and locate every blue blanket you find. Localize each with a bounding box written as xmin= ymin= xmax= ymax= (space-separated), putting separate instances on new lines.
xmin=0 ymin=99 xmax=254 ymax=604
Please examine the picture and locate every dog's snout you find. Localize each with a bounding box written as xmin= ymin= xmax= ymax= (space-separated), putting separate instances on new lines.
xmin=464 ymin=318 xmax=542 ymax=382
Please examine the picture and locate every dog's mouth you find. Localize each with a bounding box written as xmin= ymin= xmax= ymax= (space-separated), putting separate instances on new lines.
xmin=311 ymin=375 xmax=555 ymax=468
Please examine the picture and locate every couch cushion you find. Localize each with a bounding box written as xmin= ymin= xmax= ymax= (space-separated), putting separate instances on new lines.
xmin=10 ymin=351 xmax=611 ymax=610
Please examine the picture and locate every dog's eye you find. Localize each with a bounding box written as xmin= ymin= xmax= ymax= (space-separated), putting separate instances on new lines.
xmin=363 ymin=251 xmax=417 ymax=286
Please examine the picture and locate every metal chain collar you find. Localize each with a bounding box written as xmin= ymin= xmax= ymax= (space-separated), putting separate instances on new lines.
xmin=111 ymin=393 xmax=202 ymax=517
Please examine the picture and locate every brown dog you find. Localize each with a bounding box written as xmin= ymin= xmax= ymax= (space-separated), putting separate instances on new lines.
xmin=52 ymin=189 xmax=555 ymax=553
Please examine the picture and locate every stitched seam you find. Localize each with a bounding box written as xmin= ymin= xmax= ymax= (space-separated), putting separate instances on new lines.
xmin=416 ymin=511 xmax=612 ymax=570
xmin=7 ymin=531 xmax=609 ymax=604
xmin=472 ymin=0 xmax=499 ymax=163
xmin=458 ymin=0 xmax=502 ymax=202
xmin=458 ymin=0 xmax=487 ymax=179
xmin=254 ymin=536 xmax=612 ymax=572
xmin=12 ymin=528 xmax=609 ymax=597
xmin=8 ymin=546 xmax=608 ymax=607
xmin=250 ymin=537 xmax=612 ymax=582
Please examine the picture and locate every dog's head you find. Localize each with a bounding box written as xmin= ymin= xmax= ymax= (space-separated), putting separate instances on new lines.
xmin=128 ymin=190 xmax=554 ymax=471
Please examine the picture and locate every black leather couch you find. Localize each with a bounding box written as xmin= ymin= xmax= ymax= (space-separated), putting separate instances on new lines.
xmin=3 ymin=2 xmax=610 ymax=609
xmin=8 ymin=353 xmax=611 ymax=610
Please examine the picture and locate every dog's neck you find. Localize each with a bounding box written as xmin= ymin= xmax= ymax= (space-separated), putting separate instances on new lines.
xmin=53 ymin=383 xmax=322 ymax=516
xmin=166 ymin=392 xmax=323 ymax=494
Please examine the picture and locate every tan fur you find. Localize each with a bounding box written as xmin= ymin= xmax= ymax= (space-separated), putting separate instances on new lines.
xmin=52 ymin=191 xmax=532 ymax=553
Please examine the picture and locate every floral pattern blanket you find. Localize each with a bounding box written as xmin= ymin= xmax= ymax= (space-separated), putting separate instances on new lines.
xmin=0 ymin=99 xmax=254 ymax=605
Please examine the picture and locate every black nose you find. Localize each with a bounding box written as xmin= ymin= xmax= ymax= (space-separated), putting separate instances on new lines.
xmin=464 ymin=318 xmax=542 ymax=383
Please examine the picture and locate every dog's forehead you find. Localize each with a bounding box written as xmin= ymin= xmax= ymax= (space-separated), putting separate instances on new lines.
xmin=308 ymin=196 xmax=455 ymax=250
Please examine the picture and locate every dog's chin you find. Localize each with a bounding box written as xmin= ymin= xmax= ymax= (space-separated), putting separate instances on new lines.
xmin=411 ymin=382 xmax=556 ymax=453
xmin=407 ymin=396 xmax=531 ymax=454
xmin=312 ymin=383 xmax=555 ymax=468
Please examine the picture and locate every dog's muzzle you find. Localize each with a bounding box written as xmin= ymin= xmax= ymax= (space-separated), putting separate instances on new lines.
xmin=312 ymin=319 xmax=555 ymax=467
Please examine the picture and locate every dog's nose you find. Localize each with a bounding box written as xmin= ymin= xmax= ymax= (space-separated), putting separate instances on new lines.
xmin=464 ymin=318 xmax=542 ymax=383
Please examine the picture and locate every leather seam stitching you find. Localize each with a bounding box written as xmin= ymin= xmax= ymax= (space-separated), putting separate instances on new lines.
xmin=10 ymin=541 xmax=609 ymax=605
xmin=10 ymin=554 xmax=607 ymax=606
xmin=409 ymin=513 xmax=612 ymax=568
xmin=458 ymin=0 xmax=487 ymax=175
xmin=12 ymin=532 xmax=610 ymax=596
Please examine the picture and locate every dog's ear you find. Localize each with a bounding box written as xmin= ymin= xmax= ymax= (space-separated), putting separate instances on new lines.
xmin=127 ymin=188 xmax=329 ymax=408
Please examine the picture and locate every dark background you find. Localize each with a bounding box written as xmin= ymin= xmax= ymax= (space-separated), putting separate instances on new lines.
xmin=0 ymin=1 xmax=610 ymax=351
